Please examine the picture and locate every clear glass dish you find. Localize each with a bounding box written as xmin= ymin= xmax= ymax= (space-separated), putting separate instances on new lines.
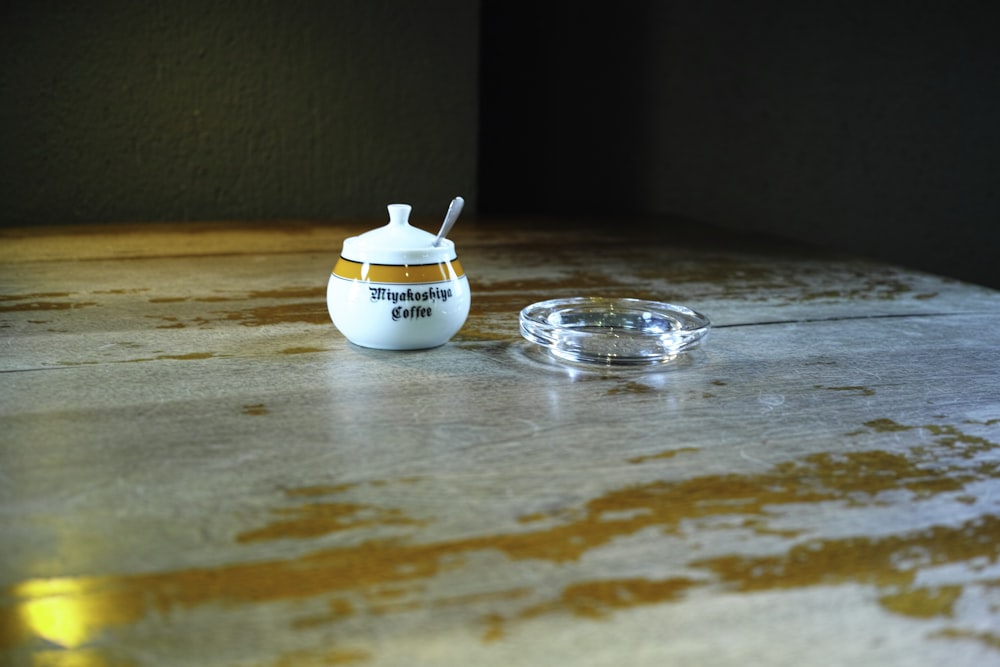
xmin=519 ymin=297 xmax=710 ymax=366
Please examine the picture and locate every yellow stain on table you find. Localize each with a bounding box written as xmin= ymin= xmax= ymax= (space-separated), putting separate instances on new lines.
xmin=627 ymin=447 xmax=700 ymax=464
xmin=2 ymin=427 xmax=997 ymax=654
xmin=879 ymin=585 xmax=964 ymax=619
xmin=236 ymin=502 xmax=425 ymax=543
xmin=518 ymin=577 xmax=696 ymax=622
xmin=606 ymin=381 xmax=657 ymax=396
xmin=256 ymin=646 xmax=371 ymax=667
xmin=284 ymin=483 xmax=363 ymax=497
xmin=817 ymin=385 xmax=876 ymax=396
xmin=154 ymin=352 xmax=217 ymax=361
xmin=0 ymin=301 xmax=98 ymax=313
xmin=693 ymin=516 xmax=999 ymax=592
xmin=221 ymin=302 xmax=329 ymax=327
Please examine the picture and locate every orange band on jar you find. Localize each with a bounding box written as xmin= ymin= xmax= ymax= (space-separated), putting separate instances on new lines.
xmin=332 ymin=258 xmax=465 ymax=283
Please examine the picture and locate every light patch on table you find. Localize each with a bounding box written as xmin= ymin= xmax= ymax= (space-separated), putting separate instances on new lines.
xmin=1 ymin=420 xmax=997 ymax=659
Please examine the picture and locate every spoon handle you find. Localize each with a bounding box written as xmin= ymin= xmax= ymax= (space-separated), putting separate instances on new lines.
xmin=433 ymin=196 xmax=464 ymax=247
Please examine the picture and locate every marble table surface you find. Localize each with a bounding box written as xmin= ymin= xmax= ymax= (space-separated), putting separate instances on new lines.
xmin=1 ymin=219 xmax=999 ymax=666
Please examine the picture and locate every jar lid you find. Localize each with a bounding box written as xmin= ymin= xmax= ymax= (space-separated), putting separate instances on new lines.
xmin=520 ymin=297 xmax=710 ymax=365
xmin=342 ymin=204 xmax=456 ymax=264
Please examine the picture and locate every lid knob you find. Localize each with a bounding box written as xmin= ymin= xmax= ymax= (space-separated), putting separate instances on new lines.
xmin=387 ymin=204 xmax=411 ymax=226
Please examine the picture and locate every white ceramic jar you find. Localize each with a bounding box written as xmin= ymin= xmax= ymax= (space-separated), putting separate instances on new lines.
xmin=327 ymin=204 xmax=471 ymax=350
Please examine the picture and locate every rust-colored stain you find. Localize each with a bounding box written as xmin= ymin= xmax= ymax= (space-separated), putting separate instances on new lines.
xmin=197 ymin=296 xmax=240 ymax=303
xmin=606 ymin=381 xmax=656 ymax=396
xmin=3 ymin=420 xmax=996 ymax=656
xmin=517 ymin=577 xmax=696 ymax=622
xmin=284 ymin=483 xmax=363 ymax=497
xmin=797 ymin=279 xmax=914 ymax=301
xmin=517 ymin=508 xmax=577 ymax=525
xmin=59 ymin=352 xmax=223 ymax=366
xmin=473 ymin=271 xmax=633 ymax=295
xmin=458 ymin=258 xmax=927 ymax=326
xmin=455 ymin=294 xmax=532 ymax=342
xmin=270 ymin=648 xmax=370 ymax=666
xmin=864 ymin=418 xmax=915 ymax=433
xmin=280 ymin=346 xmax=328 ymax=355
xmin=693 ymin=515 xmax=998 ymax=593
xmin=0 ymin=292 xmax=72 ymax=300
xmin=737 ymin=517 xmax=800 ymax=538
xmin=863 ymin=419 xmax=998 ymax=459
xmin=817 ymin=385 xmax=876 ymax=396
xmin=934 ymin=628 xmax=1000 ymax=651
xmin=236 ymin=502 xmax=425 ymax=543
xmin=0 ymin=300 xmax=97 ymax=313
xmin=248 ymin=288 xmax=327 ymax=300
xmin=256 ymin=647 xmax=371 ymax=666
xmin=463 ymin=292 xmax=529 ymax=320
xmin=243 ymin=404 xmax=269 ymax=416
xmin=644 ymin=258 xmax=799 ymax=288
xmin=879 ymin=585 xmax=963 ymax=619
xmin=221 ymin=302 xmax=329 ymax=327
xmin=144 ymin=287 xmax=329 ymax=328
xmin=923 ymin=423 xmax=998 ymax=453
xmin=153 ymin=352 xmax=217 ymax=361
xmin=632 ymin=257 xmax=922 ymax=302
xmin=794 ymin=279 xmax=912 ymax=302
xmin=292 ymin=597 xmax=357 ymax=630
xmin=145 ymin=287 xmax=324 ymax=303
xmin=627 ymin=447 xmax=700 ymax=464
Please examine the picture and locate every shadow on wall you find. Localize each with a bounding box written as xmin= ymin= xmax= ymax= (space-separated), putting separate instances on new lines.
xmin=479 ymin=1 xmax=1000 ymax=289
xmin=0 ymin=0 xmax=479 ymax=226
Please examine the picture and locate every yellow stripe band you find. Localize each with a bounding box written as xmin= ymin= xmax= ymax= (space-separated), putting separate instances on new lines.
xmin=332 ymin=258 xmax=465 ymax=283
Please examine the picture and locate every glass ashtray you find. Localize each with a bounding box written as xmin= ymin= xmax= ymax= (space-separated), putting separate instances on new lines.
xmin=519 ymin=297 xmax=710 ymax=366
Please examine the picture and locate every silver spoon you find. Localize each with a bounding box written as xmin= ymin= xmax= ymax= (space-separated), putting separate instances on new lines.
xmin=432 ymin=196 xmax=464 ymax=247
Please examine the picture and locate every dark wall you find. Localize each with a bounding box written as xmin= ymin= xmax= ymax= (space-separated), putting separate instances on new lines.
xmin=1 ymin=0 xmax=479 ymax=225
xmin=5 ymin=1 xmax=998 ymax=287
xmin=480 ymin=2 xmax=1000 ymax=287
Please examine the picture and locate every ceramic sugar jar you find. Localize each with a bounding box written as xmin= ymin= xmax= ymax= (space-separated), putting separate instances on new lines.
xmin=327 ymin=204 xmax=470 ymax=350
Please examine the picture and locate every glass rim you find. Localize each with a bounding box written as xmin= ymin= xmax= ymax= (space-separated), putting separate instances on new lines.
xmin=519 ymin=296 xmax=711 ymax=366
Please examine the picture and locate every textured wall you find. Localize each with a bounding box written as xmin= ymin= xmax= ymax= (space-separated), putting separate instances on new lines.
xmin=1 ymin=0 xmax=479 ymax=225
xmin=481 ymin=2 xmax=1000 ymax=287
xmin=639 ymin=3 xmax=1000 ymax=287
